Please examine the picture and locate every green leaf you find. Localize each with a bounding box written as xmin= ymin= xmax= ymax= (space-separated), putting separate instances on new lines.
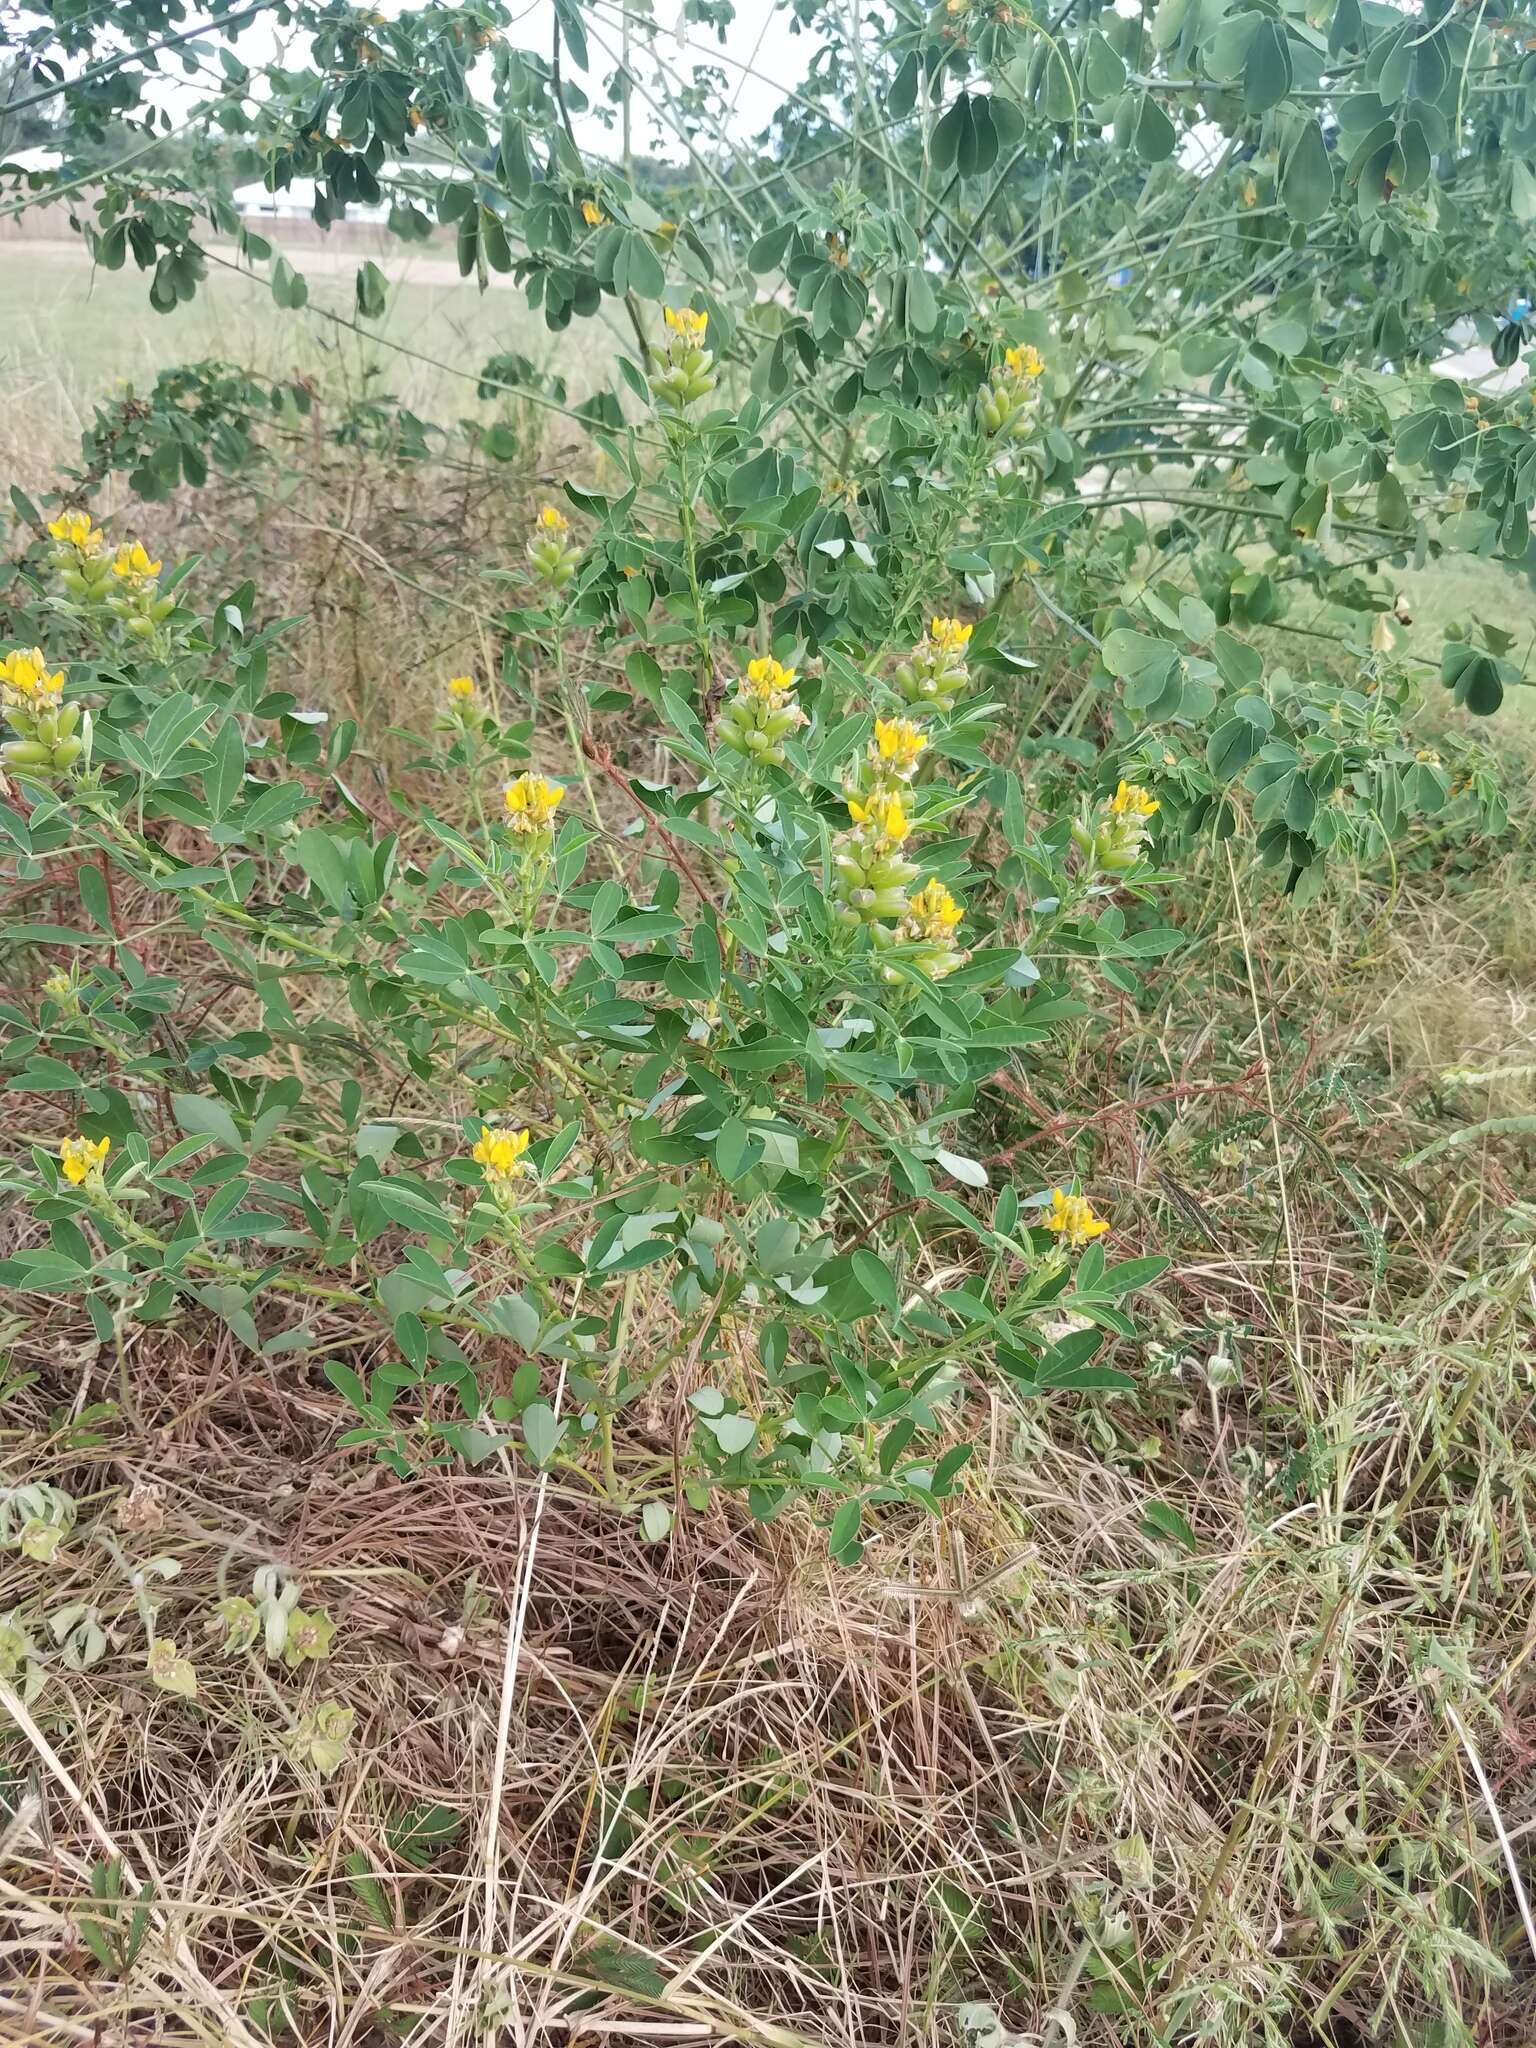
xmin=386 ymin=1801 xmax=463 ymax=1868
xmin=715 ymin=1117 xmax=762 ymax=1183
xmin=704 ymin=1412 xmax=757 ymax=1455
xmin=292 ymin=828 xmax=353 ymax=915
xmin=1132 ymin=93 xmax=1176 ymax=163
xmin=172 ymin=1093 xmax=244 ymax=1153
xmin=1244 ymin=19 xmax=1292 ymax=114
xmin=829 ymin=1498 xmax=863 ymax=1564
xmin=1141 ymin=1500 xmax=1197 ymax=1551
xmin=521 ymin=1401 xmax=566 ymax=1467
xmin=1281 ymin=121 xmax=1333 ymax=225
xmin=935 ymin=1148 xmax=989 ymax=1188
xmin=205 ymin=718 xmax=246 ymax=821
xmin=851 ymin=1249 xmax=898 ymax=1312
xmin=355 ymin=260 xmax=388 ymax=318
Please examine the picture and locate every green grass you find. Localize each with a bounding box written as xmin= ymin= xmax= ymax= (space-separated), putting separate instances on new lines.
xmin=0 ymin=240 xmax=621 ymax=483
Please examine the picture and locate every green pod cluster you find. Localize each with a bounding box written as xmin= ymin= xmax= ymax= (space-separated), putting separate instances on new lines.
xmin=3 ymin=698 xmax=84 ymax=776
xmin=651 ymin=310 xmax=717 ymax=412
xmin=527 ymin=533 xmax=582 ymax=590
xmin=56 ymin=550 xmax=115 ymax=599
xmin=976 ymin=378 xmax=1033 ymax=439
xmin=716 ymin=692 xmax=803 ymax=765
xmin=105 ymin=585 xmax=174 ymax=631
xmin=650 ymin=347 xmax=717 ymax=411
xmin=833 ymin=836 xmax=918 ymax=928
xmin=892 ymin=642 xmax=970 ymax=706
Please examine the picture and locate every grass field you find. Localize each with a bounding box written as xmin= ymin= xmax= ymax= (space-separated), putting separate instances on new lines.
xmin=0 ymin=240 xmax=621 ymax=488
xmin=4 ymin=243 xmax=1536 ymax=2048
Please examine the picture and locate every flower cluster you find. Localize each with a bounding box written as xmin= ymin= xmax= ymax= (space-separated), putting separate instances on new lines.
xmin=2 ymin=645 xmax=86 ymax=777
xmin=893 ymin=617 xmax=974 ymax=707
xmin=48 ymin=510 xmax=112 ymax=605
xmin=977 ymin=343 xmax=1046 ymax=439
xmin=834 ymin=791 xmax=919 ymax=932
xmin=843 ymin=708 xmax=927 ymax=826
xmin=1043 ymin=1187 xmax=1109 ymax=1248
xmin=59 ymin=1134 xmax=110 ymax=1187
xmin=716 ymin=655 xmax=807 ymax=766
xmin=893 ymin=876 xmax=967 ymax=982
xmin=827 ymin=619 xmax=981 ymax=978
xmin=527 ymin=504 xmax=582 ymax=593
xmin=106 ymin=539 xmax=172 ymax=638
xmin=650 ymin=305 xmax=716 ymax=412
xmin=433 ymin=673 xmax=482 ymax=736
xmin=47 ymin=513 xmax=174 ymax=635
xmin=471 ymin=1123 xmax=531 ymax=1191
xmin=1076 ymin=779 xmax=1159 ymax=872
xmin=503 ymin=771 xmax=565 ymax=838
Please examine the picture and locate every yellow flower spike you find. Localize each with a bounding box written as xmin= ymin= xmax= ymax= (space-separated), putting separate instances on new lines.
xmin=1109 ymin=779 xmax=1159 ymax=819
xmin=663 ymin=304 xmax=709 ymax=342
xmin=1003 ymin=343 xmax=1046 ymax=380
xmin=744 ymin=655 xmax=798 ymax=701
xmin=929 ymin=617 xmax=973 ymax=652
xmin=47 ymin=510 xmax=103 ymax=553
xmin=1043 ymin=1187 xmax=1110 ymax=1249
xmin=1 ymin=646 xmax=65 ymax=704
xmin=446 ymin=674 xmax=476 ymax=699
xmin=471 ymin=1124 xmax=532 ymax=1183
xmin=110 ymin=540 xmax=161 ymax=581
xmin=536 ymin=504 xmax=570 ymax=533
xmin=908 ymin=877 xmax=963 ymax=934
xmin=503 ymin=772 xmax=565 ymax=833
xmin=849 ymin=793 xmax=910 ymax=842
xmin=581 ymin=199 xmax=606 ymax=227
xmin=59 ymin=1134 xmax=110 ymax=1187
xmin=873 ymin=716 xmax=927 ymax=774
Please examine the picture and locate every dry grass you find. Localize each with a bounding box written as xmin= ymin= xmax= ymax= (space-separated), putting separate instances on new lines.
xmin=5 ymin=373 xmax=1536 ymax=2048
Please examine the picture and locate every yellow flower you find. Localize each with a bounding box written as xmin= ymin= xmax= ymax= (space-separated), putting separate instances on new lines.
xmin=581 ymin=199 xmax=606 ymax=227
xmin=111 ymin=540 xmax=161 ymax=581
xmin=1003 ymin=343 xmax=1046 ymax=380
xmin=471 ymin=1124 xmax=531 ymax=1182
xmin=906 ymin=876 xmax=963 ymax=935
xmin=59 ymin=1134 xmax=110 ymax=1186
xmin=536 ymin=504 xmax=570 ymax=533
xmin=929 ymin=617 xmax=973 ymax=652
xmin=446 ymin=674 xmax=476 ymax=699
xmin=657 ymin=220 xmax=678 ymax=236
xmin=873 ymin=716 xmax=927 ymax=774
xmin=408 ymin=105 xmax=426 ymax=130
xmin=1 ymin=646 xmax=65 ymax=704
xmin=664 ymin=304 xmax=708 ymax=342
xmin=847 ymin=793 xmax=909 ymax=843
xmin=1109 ymin=779 xmax=1159 ymax=819
xmin=1043 ymin=1187 xmax=1109 ymax=1249
xmin=47 ymin=510 xmax=102 ymax=553
xmin=503 ymin=772 xmax=565 ymax=833
xmin=744 ymin=655 xmax=798 ymax=701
